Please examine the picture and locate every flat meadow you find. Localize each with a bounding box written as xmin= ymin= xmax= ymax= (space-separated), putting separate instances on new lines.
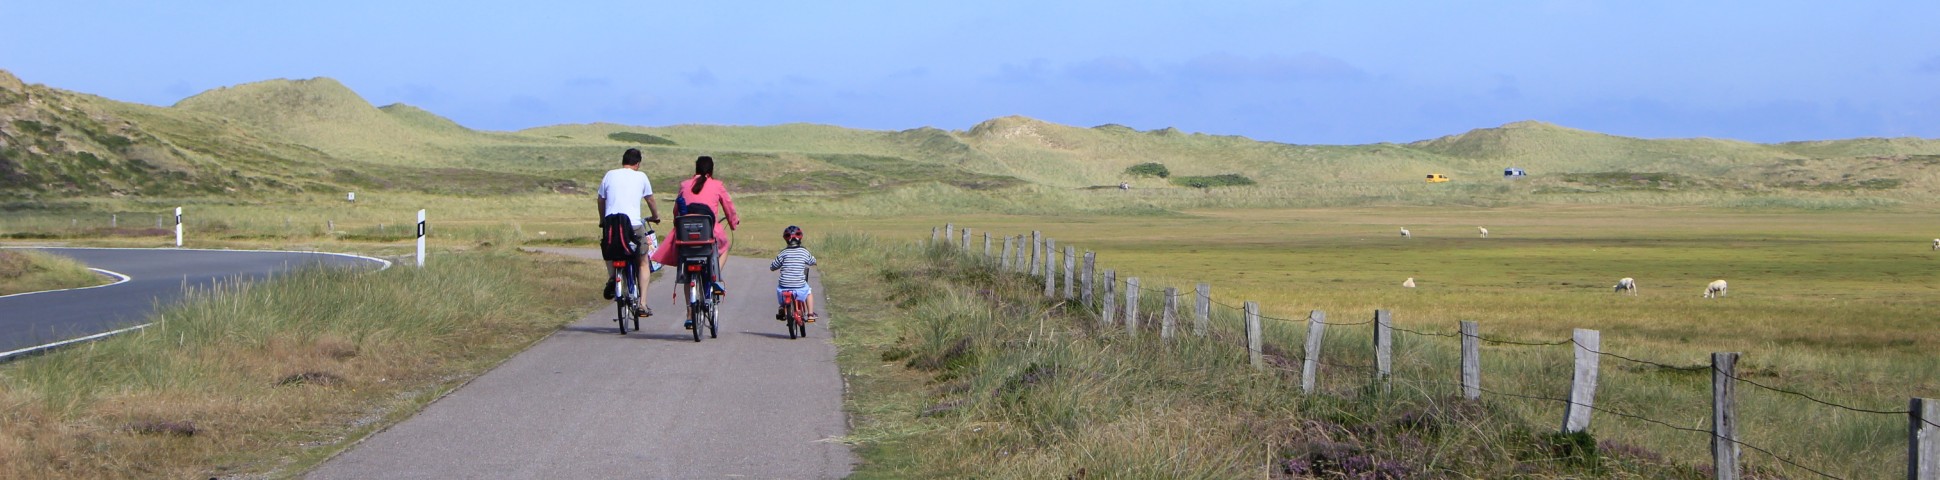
xmin=823 ymin=204 xmax=1940 ymax=477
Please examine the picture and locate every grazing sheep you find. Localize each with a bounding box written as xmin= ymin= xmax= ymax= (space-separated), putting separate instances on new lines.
xmin=1703 ymin=279 xmax=1728 ymax=298
xmin=1478 ymin=226 xmax=1489 ymax=238
xmin=1613 ymin=277 xmax=1637 ymax=295
xmin=1402 ymin=277 xmax=1416 ymax=288
xmin=1400 ymin=227 xmax=1411 ymax=239
xmin=1933 ymin=238 xmax=1938 ymax=250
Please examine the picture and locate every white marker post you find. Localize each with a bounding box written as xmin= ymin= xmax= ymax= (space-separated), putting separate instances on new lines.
xmin=174 ymin=207 xmax=183 ymax=247
xmin=415 ymin=209 xmax=427 ymax=268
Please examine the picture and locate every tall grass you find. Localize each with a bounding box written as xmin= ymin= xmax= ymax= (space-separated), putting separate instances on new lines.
xmin=822 ymin=234 xmax=1697 ymax=477
xmin=912 ymin=209 xmax=1940 ymax=479
xmin=0 ymin=250 xmax=601 ymax=478
xmin=0 ymin=250 xmax=107 ymax=296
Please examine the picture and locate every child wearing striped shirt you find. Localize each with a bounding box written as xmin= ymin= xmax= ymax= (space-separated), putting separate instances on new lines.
xmin=771 ymin=226 xmax=818 ymax=322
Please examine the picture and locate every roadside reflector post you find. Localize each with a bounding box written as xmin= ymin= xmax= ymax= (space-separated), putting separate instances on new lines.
xmin=416 ymin=209 xmax=427 ymax=268
xmin=174 ymin=207 xmax=183 ymax=247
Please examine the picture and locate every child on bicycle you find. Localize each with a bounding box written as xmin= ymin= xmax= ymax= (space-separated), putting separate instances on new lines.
xmin=771 ymin=225 xmax=818 ymax=322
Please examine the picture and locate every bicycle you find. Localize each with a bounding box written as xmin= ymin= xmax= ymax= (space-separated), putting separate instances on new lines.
xmin=781 ymin=289 xmax=807 ymax=339
xmin=679 ymin=259 xmax=719 ymax=342
xmin=611 ymin=226 xmax=657 ymax=334
xmin=611 ymin=257 xmax=641 ymax=334
xmin=670 ymin=212 xmax=720 ymax=343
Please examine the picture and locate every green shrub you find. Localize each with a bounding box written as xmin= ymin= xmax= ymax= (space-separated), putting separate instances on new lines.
xmin=1171 ymin=173 xmax=1255 ymax=188
xmin=1125 ymin=162 xmax=1170 ymax=178
xmin=606 ymin=131 xmax=676 ymax=146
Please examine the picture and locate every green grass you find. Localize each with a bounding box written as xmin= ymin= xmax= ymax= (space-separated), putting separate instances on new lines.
xmin=606 ymin=131 xmax=677 ymax=145
xmin=847 ymin=207 xmax=1940 ymax=479
xmin=1170 ymin=173 xmax=1256 ymax=188
xmin=823 ymin=234 xmax=1699 ymax=477
xmin=0 ymin=249 xmax=602 ymax=478
xmin=0 ymin=249 xmax=107 ymax=296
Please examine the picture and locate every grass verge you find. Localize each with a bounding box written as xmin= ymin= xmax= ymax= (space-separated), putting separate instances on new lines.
xmin=0 ymin=249 xmax=602 ymax=478
xmin=0 ymin=249 xmax=109 ymax=296
xmin=821 ymin=233 xmax=1699 ymax=478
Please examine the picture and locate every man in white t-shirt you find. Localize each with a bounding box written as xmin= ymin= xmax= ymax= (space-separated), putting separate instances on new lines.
xmin=598 ymin=148 xmax=662 ymax=315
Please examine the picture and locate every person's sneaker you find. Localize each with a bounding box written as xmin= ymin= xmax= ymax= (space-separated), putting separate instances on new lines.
xmin=636 ymin=304 xmax=652 ymax=318
xmin=776 ymin=307 xmax=786 ymax=321
xmin=603 ymin=278 xmax=616 ymax=300
xmin=806 ymin=313 xmax=819 ymax=323
xmin=683 ymin=319 xmax=694 ymax=330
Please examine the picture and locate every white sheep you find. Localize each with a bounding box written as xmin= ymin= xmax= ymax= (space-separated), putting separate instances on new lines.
xmin=1402 ymin=277 xmax=1416 ymax=288
xmin=1703 ymin=279 xmax=1728 ymax=298
xmin=1400 ymin=227 xmax=1411 ymax=239
xmin=1613 ymin=277 xmax=1637 ymax=295
xmin=1478 ymin=226 xmax=1489 ymax=238
xmin=1932 ymin=238 xmax=1938 ymax=250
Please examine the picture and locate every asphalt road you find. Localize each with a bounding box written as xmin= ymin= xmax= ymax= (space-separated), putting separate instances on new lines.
xmin=0 ymin=247 xmax=389 ymax=356
xmin=308 ymin=248 xmax=856 ymax=479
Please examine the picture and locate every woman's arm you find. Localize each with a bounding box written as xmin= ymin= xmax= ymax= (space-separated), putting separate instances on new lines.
xmin=718 ymin=183 xmax=740 ymax=230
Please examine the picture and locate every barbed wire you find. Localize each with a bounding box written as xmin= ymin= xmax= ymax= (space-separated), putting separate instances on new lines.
xmin=950 ymin=231 xmax=1932 ymax=438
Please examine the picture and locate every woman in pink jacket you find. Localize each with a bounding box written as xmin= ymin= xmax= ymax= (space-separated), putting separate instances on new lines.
xmin=652 ymin=155 xmax=740 ymax=292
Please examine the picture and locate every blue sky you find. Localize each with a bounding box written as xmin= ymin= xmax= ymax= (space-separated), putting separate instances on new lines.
xmin=3 ymin=1 xmax=1936 ymax=144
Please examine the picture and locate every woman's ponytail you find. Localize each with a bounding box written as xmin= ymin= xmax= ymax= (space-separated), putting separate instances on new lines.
xmin=691 ymin=156 xmax=714 ymax=194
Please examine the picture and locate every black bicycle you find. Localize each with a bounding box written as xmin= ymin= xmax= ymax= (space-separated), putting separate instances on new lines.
xmin=670 ymin=211 xmax=722 ymax=343
xmin=679 ymin=259 xmax=719 ymax=342
xmin=609 ymin=228 xmax=652 ymax=334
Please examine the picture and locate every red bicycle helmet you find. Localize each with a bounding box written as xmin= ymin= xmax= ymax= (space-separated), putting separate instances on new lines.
xmin=783 ymin=225 xmax=804 ymax=247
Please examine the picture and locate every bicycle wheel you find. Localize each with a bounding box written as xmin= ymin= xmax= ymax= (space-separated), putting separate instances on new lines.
xmin=785 ymin=300 xmax=798 ymax=339
xmin=688 ymin=281 xmax=703 ymax=343
xmin=616 ymin=300 xmax=630 ymax=334
xmin=614 ymin=272 xmax=631 ymax=335
xmin=795 ymin=300 xmax=808 ymax=339
xmin=705 ymin=294 xmax=719 ymax=339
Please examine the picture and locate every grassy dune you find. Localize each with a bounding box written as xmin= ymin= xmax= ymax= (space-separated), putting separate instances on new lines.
xmin=0 ymin=249 xmax=107 ymax=296
xmin=0 ymin=250 xmax=601 ymax=479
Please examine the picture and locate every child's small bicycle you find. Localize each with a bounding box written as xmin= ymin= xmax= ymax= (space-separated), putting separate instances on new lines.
xmin=781 ymin=289 xmax=808 ymax=339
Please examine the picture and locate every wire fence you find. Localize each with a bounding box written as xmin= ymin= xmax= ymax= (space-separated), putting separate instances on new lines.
xmin=929 ymin=225 xmax=1937 ymax=480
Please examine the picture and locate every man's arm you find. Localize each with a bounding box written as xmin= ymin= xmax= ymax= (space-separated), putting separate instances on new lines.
xmin=644 ymin=196 xmax=661 ymax=224
xmin=596 ymin=196 xmax=607 ymax=218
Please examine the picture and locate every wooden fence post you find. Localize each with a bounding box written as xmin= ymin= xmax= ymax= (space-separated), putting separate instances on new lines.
xmin=983 ymin=233 xmax=992 ymax=258
xmin=961 ymin=228 xmax=970 ymax=250
xmin=1713 ymin=352 xmax=1741 ymax=480
xmin=1081 ymin=252 xmax=1096 ymax=308
xmin=945 ymin=223 xmax=954 ymax=245
xmin=1125 ymin=277 xmax=1141 ymax=336
xmin=1044 ymin=244 xmax=1058 ymax=298
xmin=1302 ymin=310 xmax=1326 ymax=394
xmin=1161 ymin=287 xmax=1178 ymax=340
xmin=1246 ymin=302 xmax=1263 ymax=369
xmin=1194 ymin=283 xmax=1210 ymax=337
xmin=1912 ymin=397 xmax=1940 ymax=479
xmin=1563 ymin=329 xmax=1601 ymax=434
xmin=1102 ymin=269 xmax=1117 ymax=326
xmin=1016 ymin=236 xmax=1028 ymax=272
xmin=931 ymin=226 xmax=939 ymax=243
xmin=1008 ymin=235 xmax=1024 ymax=270
xmin=1460 ymin=321 xmax=1481 ymax=401
xmin=1373 ymin=309 xmax=1392 ymax=394
xmin=1029 ymin=231 xmax=1041 ymax=276
xmin=1063 ymin=246 xmax=1076 ymax=300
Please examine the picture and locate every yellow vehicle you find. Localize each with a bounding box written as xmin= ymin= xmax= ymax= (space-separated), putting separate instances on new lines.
xmin=1426 ymin=174 xmax=1450 ymax=183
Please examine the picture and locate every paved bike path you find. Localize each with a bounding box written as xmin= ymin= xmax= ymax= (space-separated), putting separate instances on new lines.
xmin=0 ymin=247 xmax=388 ymax=357
xmin=308 ymin=249 xmax=855 ymax=479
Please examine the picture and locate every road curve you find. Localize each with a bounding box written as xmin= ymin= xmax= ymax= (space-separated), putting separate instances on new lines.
xmin=307 ymin=248 xmax=856 ymax=479
xmin=0 ymin=247 xmax=389 ymax=357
